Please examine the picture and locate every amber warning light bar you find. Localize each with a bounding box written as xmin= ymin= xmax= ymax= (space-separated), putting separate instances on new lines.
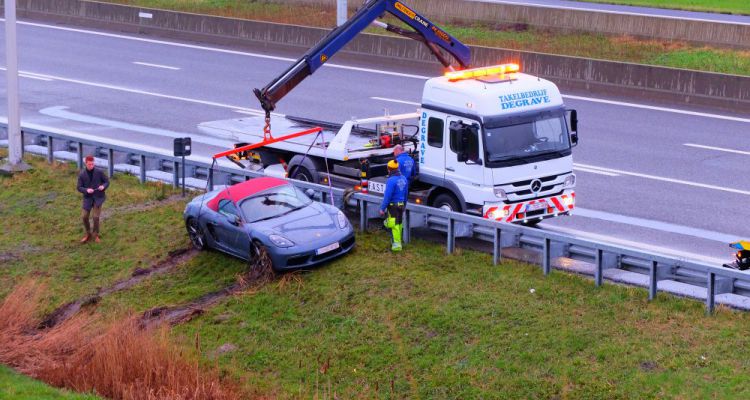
xmin=445 ymin=63 xmax=520 ymax=81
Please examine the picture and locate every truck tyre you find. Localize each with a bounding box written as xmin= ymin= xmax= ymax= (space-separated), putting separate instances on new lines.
xmin=432 ymin=193 xmax=460 ymax=212
xmin=291 ymin=166 xmax=314 ymax=182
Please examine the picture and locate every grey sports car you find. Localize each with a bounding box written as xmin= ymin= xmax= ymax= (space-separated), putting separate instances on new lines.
xmin=184 ymin=177 xmax=355 ymax=270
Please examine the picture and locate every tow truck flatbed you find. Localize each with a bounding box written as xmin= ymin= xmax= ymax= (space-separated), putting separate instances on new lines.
xmin=198 ymin=113 xmax=418 ymax=162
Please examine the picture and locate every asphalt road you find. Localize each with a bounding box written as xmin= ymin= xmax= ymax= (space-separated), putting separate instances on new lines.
xmin=0 ymin=20 xmax=748 ymax=264
xmin=480 ymin=0 xmax=750 ymax=24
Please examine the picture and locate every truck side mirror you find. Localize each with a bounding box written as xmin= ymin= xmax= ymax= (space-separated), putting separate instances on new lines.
xmin=569 ymin=109 xmax=578 ymax=133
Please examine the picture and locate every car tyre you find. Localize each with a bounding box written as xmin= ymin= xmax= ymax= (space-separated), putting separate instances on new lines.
xmin=186 ymin=218 xmax=207 ymax=250
xmin=248 ymin=240 xmax=276 ymax=282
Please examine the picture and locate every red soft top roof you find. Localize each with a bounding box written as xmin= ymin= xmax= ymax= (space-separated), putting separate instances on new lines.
xmin=206 ymin=177 xmax=288 ymax=211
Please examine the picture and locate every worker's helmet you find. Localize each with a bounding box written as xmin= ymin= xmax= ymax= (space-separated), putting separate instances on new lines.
xmin=387 ymin=160 xmax=399 ymax=170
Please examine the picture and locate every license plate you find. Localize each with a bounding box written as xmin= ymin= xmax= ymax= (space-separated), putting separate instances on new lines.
xmin=316 ymin=242 xmax=340 ymax=255
xmin=368 ymin=181 xmax=386 ymax=194
xmin=526 ymin=201 xmax=547 ymax=212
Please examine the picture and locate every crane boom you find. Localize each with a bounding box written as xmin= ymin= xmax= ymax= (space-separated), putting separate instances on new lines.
xmin=253 ymin=0 xmax=471 ymax=116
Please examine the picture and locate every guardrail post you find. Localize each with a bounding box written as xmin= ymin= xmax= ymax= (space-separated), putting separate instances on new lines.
xmin=107 ymin=148 xmax=114 ymax=178
xmin=493 ymin=227 xmax=502 ymax=266
xmin=359 ymin=199 xmax=367 ymax=232
xmin=543 ymin=238 xmax=551 ymax=275
xmin=707 ymin=272 xmax=716 ymax=315
xmin=139 ymin=155 xmax=146 ymax=184
xmin=20 ymin=130 xmax=25 ymax=157
xmin=594 ymin=248 xmax=603 ymax=287
xmin=403 ymin=210 xmax=410 ymax=244
xmin=649 ymin=261 xmax=658 ymax=301
xmin=46 ymin=136 xmax=53 ymax=163
xmin=447 ymin=217 xmax=455 ymax=254
xmin=76 ymin=142 xmax=83 ymax=169
xmin=208 ymin=168 xmax=214 ymax=191
xmin=173 ymin=161 xmax=179 ymax=188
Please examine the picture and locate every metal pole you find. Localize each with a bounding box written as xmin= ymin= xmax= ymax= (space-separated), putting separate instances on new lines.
xmin=493 ymin=227 xmax=502 ymax=266
xmin=594 ymin=248 xmax=603 ymax=287
xmin=5 ymin=0 xmax=21 ymax=166
xmin=648 ymin=261 xmax=658 ymax=301
xmin=181 ymin=155 xmax=186 ymax=196
xmin=706 ymin=272 xmax=716 ymax=315
xmin=107 ymin=148 xmax=114 ymax=178
xmin=542 ymin=238 xmax=551 ymax=275
xmin=336 ymin=0 xmax=347 ymax=26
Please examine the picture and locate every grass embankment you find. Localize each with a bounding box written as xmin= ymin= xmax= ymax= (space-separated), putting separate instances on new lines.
xmin=103 ymin=0 xmax=750 ymax=76
xmin=579 ymin=0 xmax=750 ymax=15
xmin=4 ymin=151 xmax=750 ymax=398
xmin=0 ymin=365 xmax=100 ymax=400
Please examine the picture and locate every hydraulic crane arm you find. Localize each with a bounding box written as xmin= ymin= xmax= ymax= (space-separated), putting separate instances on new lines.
xmin=253 ymin=0 xmax=471 ymax=117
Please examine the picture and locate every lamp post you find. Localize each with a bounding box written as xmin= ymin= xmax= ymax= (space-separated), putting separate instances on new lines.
xmin=1 ymin=0 xmax=29 ymax=175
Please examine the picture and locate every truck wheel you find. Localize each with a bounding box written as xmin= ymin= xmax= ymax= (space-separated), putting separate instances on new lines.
xmin=291 ymin=166 xmax=314 ymax=182
xmin=431 ymin=193 xmax=460 ymax=212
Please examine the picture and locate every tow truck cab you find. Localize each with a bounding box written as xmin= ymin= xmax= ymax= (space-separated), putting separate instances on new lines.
xmin=418 ymin=65 xmax=579 ymax=224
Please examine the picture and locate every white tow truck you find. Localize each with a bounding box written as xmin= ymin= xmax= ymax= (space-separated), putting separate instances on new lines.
xmin=201 ymin=0 xmax=579 ymax=225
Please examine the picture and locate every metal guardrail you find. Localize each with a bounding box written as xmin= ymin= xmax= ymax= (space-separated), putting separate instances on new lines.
xmin=2 ymin=122 xmax=747 ymax=314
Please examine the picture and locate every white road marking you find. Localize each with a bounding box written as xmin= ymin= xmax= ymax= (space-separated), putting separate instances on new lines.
xmin=371 ymin=96 xmax=420 ymax=106
xmin=39 ymin=106 xmax=236 ymax=148
xmin=574 ymin=162 xmax=750 ymax=196
xmin=233 ymin=109 xmax=264 ymax=116
xmin=574 ymin=207 xmax=742 ymax=244
xmin=19 ymin=73 xmax=52 ymax=81
xmin=541 ymin=224 xmax=728 ymax=266
xmin=7 ymin=19 xmax=749 ymax=124
xmin=572 ymin=166 xmax=619 ymax=176
xmin=0 ymin=67 xmax=273 ymax=117
xmin=480 ymin=0 xmax=750 ymax=26
xmin=684 ymin=143 xmax=750 ymax=156
xmin=133 ymin=61 xmax=180 ymax=70
xmin=562 ymin=95 xmax=750 ymax=124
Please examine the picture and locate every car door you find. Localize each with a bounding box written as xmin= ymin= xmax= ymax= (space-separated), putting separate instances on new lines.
xmin=445 ymin=116 xmax=484 ymax=195
xmin=212 ymin=199 xmax=250 ymax=258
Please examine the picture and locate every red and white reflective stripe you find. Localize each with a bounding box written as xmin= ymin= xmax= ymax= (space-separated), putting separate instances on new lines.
xmin=506 ymin=203 xmax=524 ymax=222
xmin=550 ymin=196 xmax=565 ymax=212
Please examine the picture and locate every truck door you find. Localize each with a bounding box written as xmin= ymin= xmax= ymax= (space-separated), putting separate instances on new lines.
xmin=445 ymin=116 xmax=484 ymax=193
xmin=419 ymin=113 xmax=447 ymax=181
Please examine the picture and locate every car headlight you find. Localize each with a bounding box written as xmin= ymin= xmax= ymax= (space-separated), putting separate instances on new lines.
xmin=494 ymin=188 xmax=507 ymax=199
xmin=336 ymin=210 xmax=349 ymax=229
xmin=564 ymin=174 xmax=576 ymax=188
xmin=269 ymin=234 xmax=294 ymax=248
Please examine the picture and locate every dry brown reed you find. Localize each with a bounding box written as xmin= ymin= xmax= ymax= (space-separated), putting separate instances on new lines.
xmin=0 ymin=280 xmax=245 ymax=400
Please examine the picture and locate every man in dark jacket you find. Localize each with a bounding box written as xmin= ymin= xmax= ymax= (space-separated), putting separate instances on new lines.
xmin=77 ymin=155 xmax=109 ymax=243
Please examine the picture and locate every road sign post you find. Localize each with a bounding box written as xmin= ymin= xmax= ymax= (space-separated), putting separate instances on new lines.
xmin=0 ymin=0 xmax=29 ymax=175
xmin=174 ymin=137 xmax=191 ymax=197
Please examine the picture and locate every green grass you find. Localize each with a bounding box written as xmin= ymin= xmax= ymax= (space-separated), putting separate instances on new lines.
xmin=0 ymin=151 xmax=188 ymax=312
xmin=101 ymin=0 xmax=750 ymax=76
xmin=0 ymin=365 xmax=101 ymax=399
xmin=578 ymin=0 xmax=750 ymax=15
xmin=6 ymin=150 xmax=750 ymax=398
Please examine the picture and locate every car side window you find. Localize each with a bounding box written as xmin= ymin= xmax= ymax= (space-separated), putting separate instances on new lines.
xmin=218 ymin=199 xmax=238 ymax=217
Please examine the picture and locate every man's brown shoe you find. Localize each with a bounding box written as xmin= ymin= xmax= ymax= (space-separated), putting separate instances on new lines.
xmin=94 ymin=235 xmax=101 ymax=243
xmin=80 ymin=234 xmax=91 ymax=243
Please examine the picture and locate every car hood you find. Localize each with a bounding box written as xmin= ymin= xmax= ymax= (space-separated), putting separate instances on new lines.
xmin=253 ymin=202 xmax=341 ymax=244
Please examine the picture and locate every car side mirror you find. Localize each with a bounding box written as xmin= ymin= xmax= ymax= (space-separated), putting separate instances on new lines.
xmin=569 ymin=109 xmax=578 ymax=133
xmin=227 ymin=214 xmax=241 ymax=226
xmin=570 ymin=132 xmax=579 ymax=147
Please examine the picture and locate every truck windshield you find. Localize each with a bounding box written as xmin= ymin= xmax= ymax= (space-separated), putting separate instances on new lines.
xmin=484 ymin=114 xmax=570 ymax=162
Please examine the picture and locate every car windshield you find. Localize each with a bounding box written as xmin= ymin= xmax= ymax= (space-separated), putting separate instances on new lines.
xmin=484 ymin=114 xmax=570 ymax=161
xmin=239 ymin=184 xmax=312 ymax=223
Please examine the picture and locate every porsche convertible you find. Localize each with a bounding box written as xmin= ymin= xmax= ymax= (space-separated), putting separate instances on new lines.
xmin=184 ymin=177 xmax=355 ymax=270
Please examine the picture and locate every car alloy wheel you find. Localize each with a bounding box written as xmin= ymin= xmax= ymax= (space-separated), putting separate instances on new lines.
xmin=187 ymin=219 xmax=207 ymax=250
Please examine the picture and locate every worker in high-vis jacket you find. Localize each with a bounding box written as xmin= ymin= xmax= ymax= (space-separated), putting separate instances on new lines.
xmin=379 ymin=160 xmax=408 ymax=251
xmin=393 ymin=145 xmax=415 ymax=186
